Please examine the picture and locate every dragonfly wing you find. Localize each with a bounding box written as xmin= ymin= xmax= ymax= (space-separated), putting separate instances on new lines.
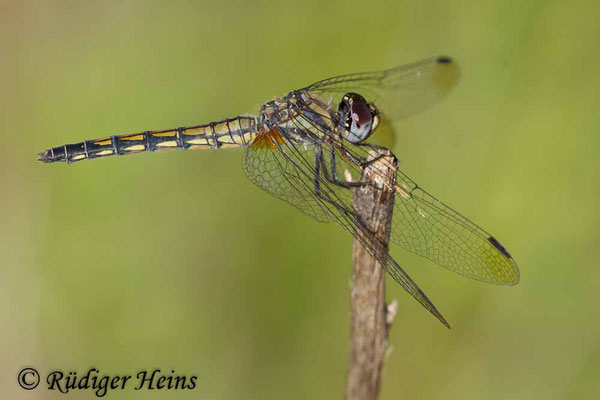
xmin=303 ymin=56 xmax=459 ymax=121
xmin=392 ymin=169 xmax=520 ymax=285
xmin=339 ymin=143 xmax=520 ymax=286
xmin=243 ymin=123 xmax=449 ymax=327
xmin=243 ymin=128 xmax=335 ymax=223
xmin=302 ymin=57 xmax=517 ymax=285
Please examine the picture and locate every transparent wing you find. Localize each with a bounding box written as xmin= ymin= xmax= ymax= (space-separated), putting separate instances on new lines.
xmin=242 ymin=127 xmax=335 ymax=223
xmin=392 ymin=170 xmax=520 ymax=285
xmin=301 ymin=57 xmax=517 ymax=285
xmin=338 ymin=143 xmax=520 ymax=286
xmin=242 ymin=126 xmax=450 ymax=328
xmin=242 ymin=93 xmax=518 ymax=326
xmin=302 ymin=56 xmax=459 ymax=121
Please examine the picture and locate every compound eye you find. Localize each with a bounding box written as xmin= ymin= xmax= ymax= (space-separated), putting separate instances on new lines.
xmin=343 ymin=93 xmax=374 ymax=143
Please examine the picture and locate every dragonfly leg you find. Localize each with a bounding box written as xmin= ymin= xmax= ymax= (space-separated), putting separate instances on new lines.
xmin=314 ymin=146 xmax=323 ymax=197
xmin=357 ymin=142 xmax=395 ymax=165
xmin=319 ymin=147 xmax=379 ymax=190
xmin=337 ymin=143 xmax=391 ymax=168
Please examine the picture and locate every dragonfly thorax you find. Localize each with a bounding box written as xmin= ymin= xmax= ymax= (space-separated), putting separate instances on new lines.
xmin=259 ymin=93 xmax=306 ymax=128
xmin=258 ymin=91 xmax=338 ymax=142
xmin=257 ymin=90 xmax=380 ymax=145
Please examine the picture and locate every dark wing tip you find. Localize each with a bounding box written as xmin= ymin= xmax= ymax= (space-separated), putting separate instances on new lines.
xmin=441 ymin=317 xmax=451 ymax=329
xmin=436 ymin=56 xmax=453 ymax=64
xmin=488 ymin=236 xmax=520 ymax=286
xmin=488 ymin=236 xmax=512 ymax=259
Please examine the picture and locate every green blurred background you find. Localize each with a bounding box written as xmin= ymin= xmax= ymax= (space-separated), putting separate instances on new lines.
xmin=2 ymin=0 xmax=599 ymax=398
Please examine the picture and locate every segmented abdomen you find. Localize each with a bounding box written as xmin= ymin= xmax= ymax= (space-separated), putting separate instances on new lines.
xmin=38 ymin=116 xmax=258 ymax=163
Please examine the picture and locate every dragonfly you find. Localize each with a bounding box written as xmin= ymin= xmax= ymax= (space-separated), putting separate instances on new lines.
xmin=38 ymin=56 xmax=519 ymax=328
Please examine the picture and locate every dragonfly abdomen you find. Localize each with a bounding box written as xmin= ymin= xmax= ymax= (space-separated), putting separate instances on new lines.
xmin=38 ymin=116 xmax=258 ymax=163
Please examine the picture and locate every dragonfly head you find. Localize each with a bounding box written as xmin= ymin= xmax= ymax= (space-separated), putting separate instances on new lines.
xmin=338 ymin=93 xmax=380 ymax=143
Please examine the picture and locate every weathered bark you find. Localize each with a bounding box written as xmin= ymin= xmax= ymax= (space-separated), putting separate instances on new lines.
xmin=346 ymin=149 xmax=397 ymax=400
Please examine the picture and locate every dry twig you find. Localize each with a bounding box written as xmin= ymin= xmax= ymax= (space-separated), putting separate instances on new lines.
xmin=346 ymin=149 xmax=397 ymax=400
